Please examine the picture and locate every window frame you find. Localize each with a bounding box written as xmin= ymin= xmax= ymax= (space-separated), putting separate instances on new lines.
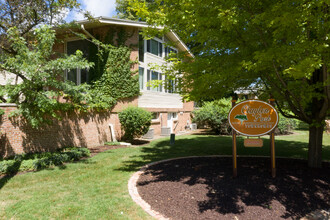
xmin=138 ymin=33 xmax=144 ymax=62
xmin=165 ymin=46 xmax=178 ymax=58
xmin=172 ymin=112 xmax=178 ymax=120
xmin=139 ymin=67 xmax=144 ymax=90
xmin=147 ymin=69 xmax=162 ymax=92
xmin=146 ymin=38 xmax=163 ymax=57
xmin=151 ymin=112 xmax=160 ymax=122
xmin=64 ymin=38 xmax=91 ymax=85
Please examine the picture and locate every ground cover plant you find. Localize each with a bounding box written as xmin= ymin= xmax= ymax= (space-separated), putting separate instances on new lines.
xmin=0 ymin=131 xmax=329 ymax=219
xmin=0 ymin=147 xmax=90 ymax=175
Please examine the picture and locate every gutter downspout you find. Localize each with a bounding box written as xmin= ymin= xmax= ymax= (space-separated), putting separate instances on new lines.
xmin=80 ymin=24 xmax=94 ymax=39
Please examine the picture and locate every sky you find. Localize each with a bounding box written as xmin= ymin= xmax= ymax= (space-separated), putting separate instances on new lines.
xmin=65 ymin=0 xmax=117 ymax=22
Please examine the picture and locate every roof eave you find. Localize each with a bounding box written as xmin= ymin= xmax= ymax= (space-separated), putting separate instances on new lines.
xmin=76 ymin=17 xmax=194 ymax=58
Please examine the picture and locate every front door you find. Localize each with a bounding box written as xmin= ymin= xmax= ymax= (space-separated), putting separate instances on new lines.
xmin=167 ymin=113 xmax=174 ymax=133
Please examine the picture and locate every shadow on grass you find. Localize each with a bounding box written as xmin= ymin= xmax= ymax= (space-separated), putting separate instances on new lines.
xmin=0 ymin=159 xmax=21 ymax=190
xmin=117 ymin=134 xmax=330 ymax=173
xmin=0 ymin=156 xmax=97 ymax=190
xmin=136 ymin=157 xmax=330 ymax=219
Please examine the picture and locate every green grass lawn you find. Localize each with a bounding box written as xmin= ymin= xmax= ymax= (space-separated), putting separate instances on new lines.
xmin=0 ymin=131 xmax=329 ymax=219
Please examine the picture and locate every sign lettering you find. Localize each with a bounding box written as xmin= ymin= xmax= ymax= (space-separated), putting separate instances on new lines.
xmin=228 ymin=100 xmax=278 ymax=136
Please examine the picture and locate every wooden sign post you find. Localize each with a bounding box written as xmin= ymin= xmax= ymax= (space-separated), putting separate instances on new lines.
xmin=269 ymin=99 xmax=276 ymax=178
xmin=232 ymin=99 xmax=237 ymax=177
xmin=228 ymin=99 xmax=279 ymax=178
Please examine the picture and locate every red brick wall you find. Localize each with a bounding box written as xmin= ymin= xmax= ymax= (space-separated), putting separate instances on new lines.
xmin=0 ymin=104 xmax=131 ymax=157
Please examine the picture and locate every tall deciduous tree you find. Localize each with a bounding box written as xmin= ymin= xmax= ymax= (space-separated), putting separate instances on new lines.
xmin=128 ymin=0 xmax=330 ymax=167
xmin=0 ymin=0 xmax=80 ymax=54
xmin=0 ymin=1 xmax=93 ymax=127
xmin=0 ymin=25 xmax=93 ymax=127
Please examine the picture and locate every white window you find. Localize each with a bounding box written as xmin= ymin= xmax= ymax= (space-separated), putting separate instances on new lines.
xmin=165 ymin=76 xmax=177 ymax=94
xmin=151 ymin=112 xmax=160 ymax=121
xmin=65 ymin=40 xmax=91 ymax=85
xmin=139 ymin=67 xmax=144 ymax=90
xmin=165 ymin=46 xmax=177 ymax=58
xmin=147 ymin=69 xmax=162 ymax=92
xmin=147 ymin=39 xmax=163 ymax=57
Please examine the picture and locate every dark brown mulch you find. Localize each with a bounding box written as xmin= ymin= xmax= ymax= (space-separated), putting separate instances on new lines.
xmin=137 ymin=157 xmax=330 ymax=220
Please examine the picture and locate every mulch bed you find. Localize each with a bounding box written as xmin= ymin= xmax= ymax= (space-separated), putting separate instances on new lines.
xmin=137 ymin=157 xmax=330 ymax=220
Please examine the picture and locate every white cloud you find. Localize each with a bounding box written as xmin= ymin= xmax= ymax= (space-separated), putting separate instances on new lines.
xmin=65 ymin=0 xmax=117 ymax=22
xmin=81 ymin=0 xmax=117 ymax=18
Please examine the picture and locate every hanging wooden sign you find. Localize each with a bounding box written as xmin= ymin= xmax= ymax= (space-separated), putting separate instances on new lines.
xmin=228 ymin=100 xmax=279 ymax=137
xmin=244 ymin=138 xmax=263 ymax=147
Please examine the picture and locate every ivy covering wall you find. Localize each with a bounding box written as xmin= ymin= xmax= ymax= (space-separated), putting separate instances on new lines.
xmin=83 ymin=27 xmax=140 ymax=110
xmin=0 ymin=24 xmax=139 ymax=128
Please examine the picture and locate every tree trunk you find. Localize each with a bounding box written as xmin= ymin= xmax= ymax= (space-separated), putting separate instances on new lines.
xmin=308 ymin=125 xmax=324 ymax=168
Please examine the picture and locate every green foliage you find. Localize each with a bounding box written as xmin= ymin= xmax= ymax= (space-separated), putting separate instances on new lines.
xmin=128 ymin=0 xmax=330 ymax=121
xmin=89 ymin=41 xmax=139 ymax=110
xmin=0 ymin=25 xmax=139 ymax=127
xmin=277 ymin=116 xmax=298 ymax=135
xmin=128 ymin=0 xmax=330 ymax=167
xmin=192 ymin=98 xmax=232 ymax=134
xmin=0 ymin=159 xmax=21 ymax=174
xmin=0 ymin=25 xmax=93 ymax=127
xmin=296 ymin=121 xmax=310 ymax=130
xmin=0 ymin=147 xmax=90 ymax=174
xmin=118 ymin=106 xmax=152 ymax=141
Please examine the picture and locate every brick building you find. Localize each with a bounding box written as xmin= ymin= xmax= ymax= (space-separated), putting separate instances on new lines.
xmin=0 ymin=17 xmax=194 ymax=157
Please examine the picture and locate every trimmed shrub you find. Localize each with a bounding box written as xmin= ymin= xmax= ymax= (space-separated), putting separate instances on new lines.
xmin=192 ymin=98 xmax=232 ymax=134
xmin=118 ymin=106 xmax=152 ymax=141
xmin=276 ymin=116 xmax=298 ymax=135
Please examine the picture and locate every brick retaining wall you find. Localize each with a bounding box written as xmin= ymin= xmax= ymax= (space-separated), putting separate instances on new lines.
xmin=0 ymin=97 xmax=139 ymax=157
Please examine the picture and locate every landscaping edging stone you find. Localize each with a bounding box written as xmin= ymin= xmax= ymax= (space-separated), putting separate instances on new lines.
xmin=128 ymin=155 xmax=236 ymax=220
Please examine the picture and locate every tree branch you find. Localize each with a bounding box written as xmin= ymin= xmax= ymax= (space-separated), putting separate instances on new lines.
xmin=0 ymin=95 xmax=7 ymax=103
xmin=275 ymin=100 xmax=303 ymax=121
xmin=261 ymin=73 xmax=307 ymax=121
xmin=271 ymin=60 xmax=310 ymax=121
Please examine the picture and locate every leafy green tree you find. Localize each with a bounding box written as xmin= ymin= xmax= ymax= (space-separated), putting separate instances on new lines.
xmin=116 ymin=0 xmax=139 ymax=20
xmin=128 ymin=0 xmax=330 ymax=167
xmin=0 ymin=0 xmax=92 ymax=127
xmin=0 ymin=25 xmax=92 ymax=127
xmin=0 ymin=0 xmax=81 ymax=54
xmin=0 ymin=1 xmax=140 ymax=127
